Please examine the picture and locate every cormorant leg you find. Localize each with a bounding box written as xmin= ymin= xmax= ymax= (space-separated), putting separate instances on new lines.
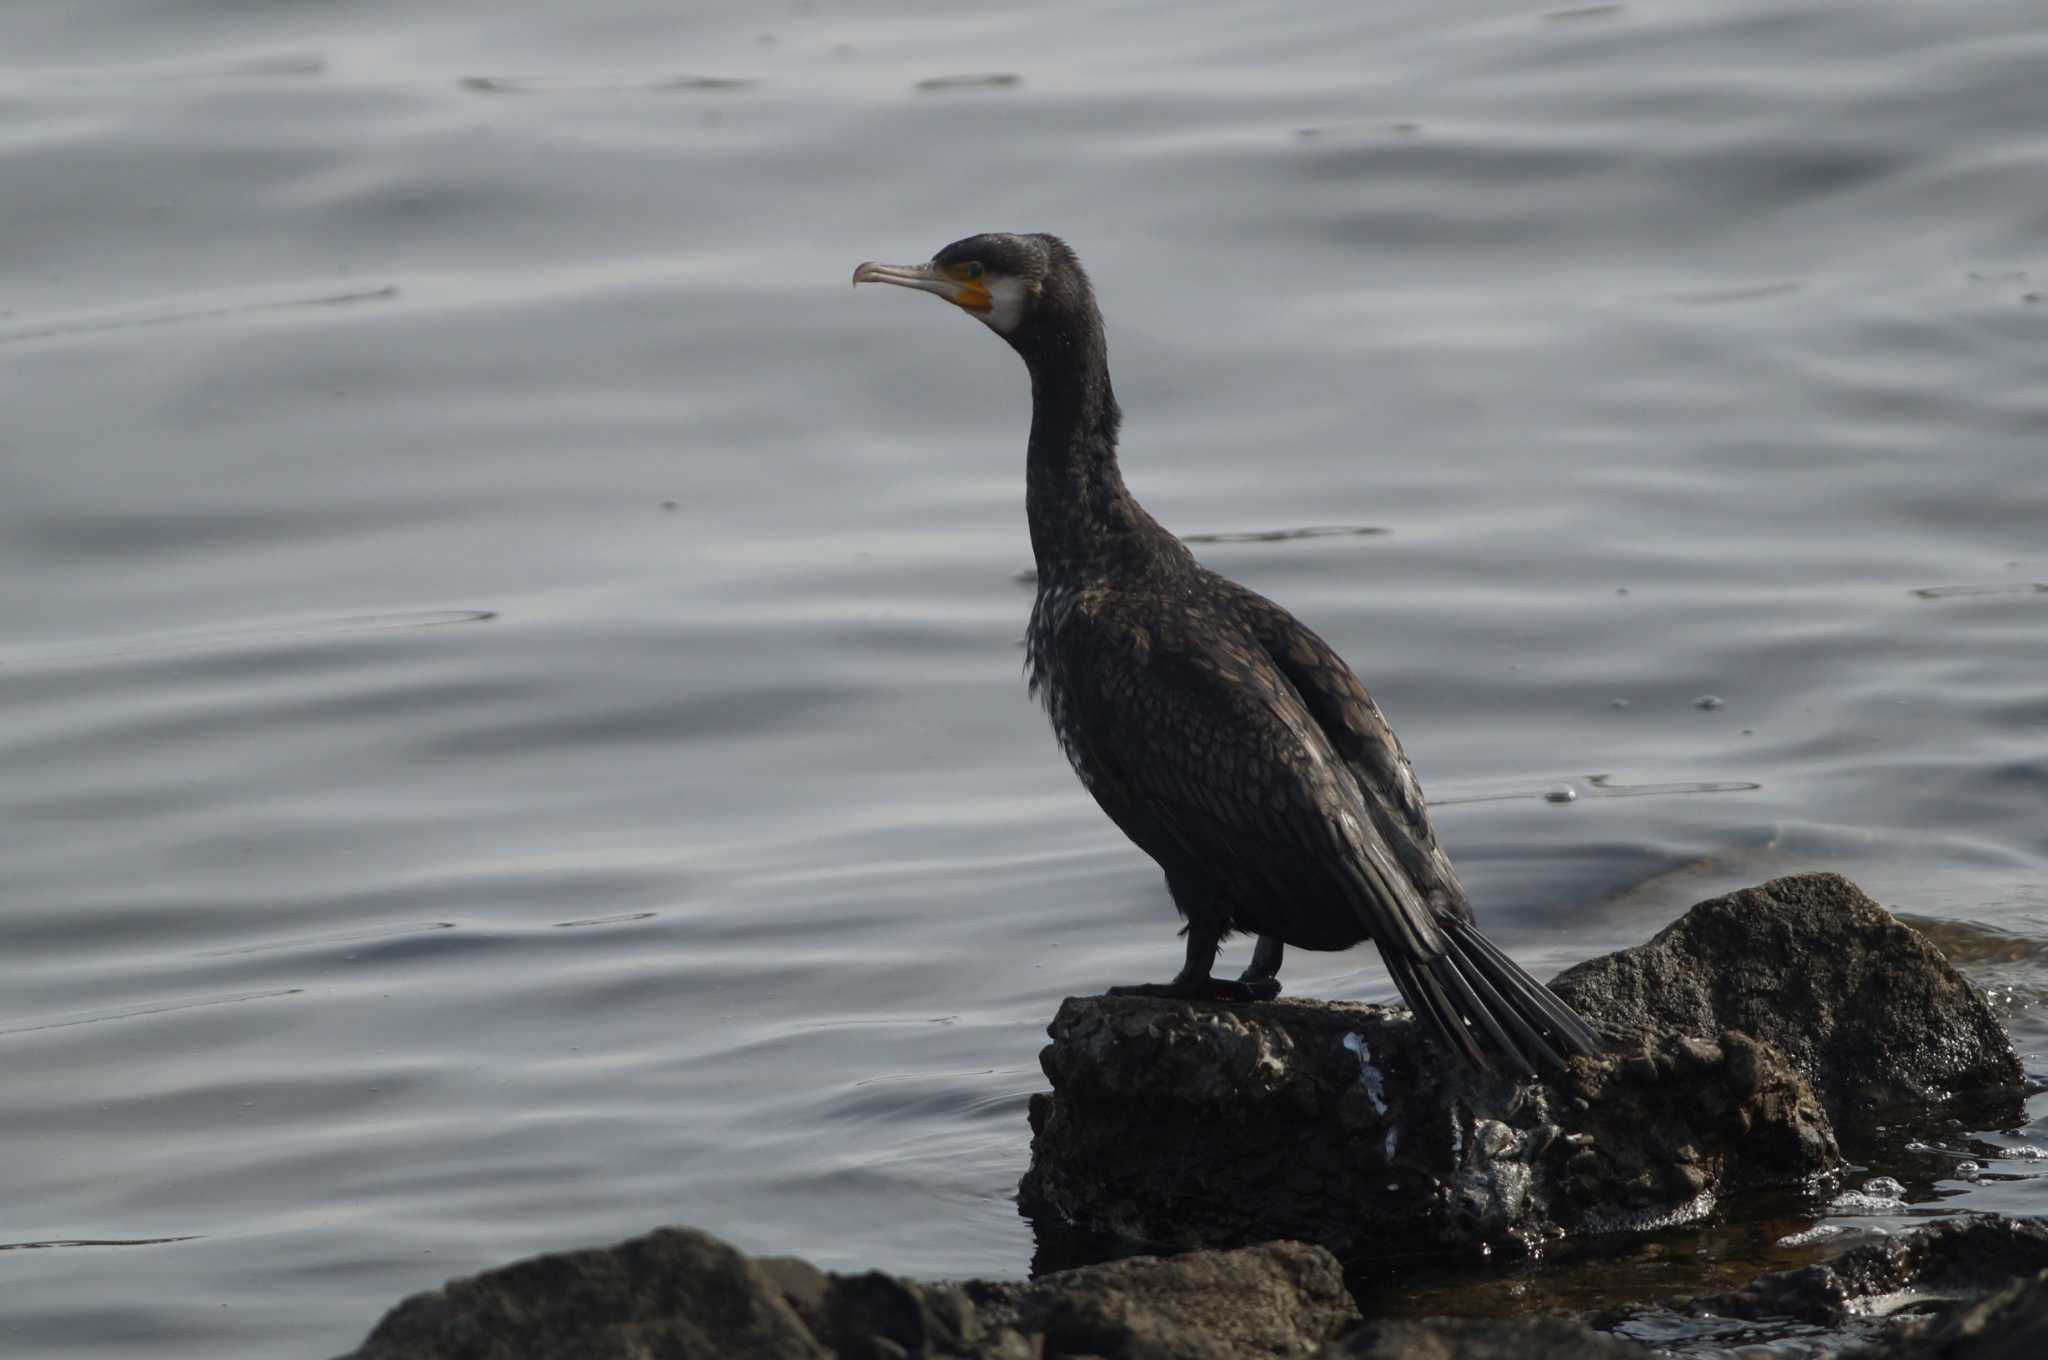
xmin=1108 ymin=918 xmax=1262 ymax=1001
xmin=1233 ymin=934 xmax=1284 ymax=1001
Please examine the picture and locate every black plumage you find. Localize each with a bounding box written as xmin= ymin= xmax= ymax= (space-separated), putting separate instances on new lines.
xmin=854 ymin=233 xmax=1600 ymax=1078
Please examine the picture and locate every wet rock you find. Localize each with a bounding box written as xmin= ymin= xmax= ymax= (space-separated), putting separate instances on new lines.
xmin=1594 ymin=1218 xmax=2048 ymax=1358
xmin=1551 ymin=873 xmax=2023 ymax=1133
xmin=1684 ymin=1217 xmax=2048 ymax=1329
xmin=1317 ymin=1317 xmax=1650 ymax=1358
xmin=336 ymin=1224 xmax=1359 ymax=1360
xmin=1017 ymin=992 xmax=1834 ymax=1257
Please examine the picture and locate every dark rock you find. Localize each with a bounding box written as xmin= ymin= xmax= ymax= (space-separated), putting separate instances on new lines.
xmin=1552 ymin=873 xmax=2023 ymax=1132
xmin=1686 ymin=1218 xmax=2048 ymax=1328
xmin=969 ymin=1238 xmax=1361 ymax=1358
xmin=754 ymin=1257 xmax=833 ymax=1345
xmin=339 ymin=1225 xmax=829 ymax=1359
xmin=1317 ymin=1317 xmax=1651 ymax=1358
xmin=1854 ymin=1267 xmax=2048 ymax=1360
xmin=816 ymin=1270 xmax=983 ymax=1360
xmin=338 ymin=1224 xmax=1357 ymax=1360
xmin=1018 ymin=992 xmax=1834 ymax=1257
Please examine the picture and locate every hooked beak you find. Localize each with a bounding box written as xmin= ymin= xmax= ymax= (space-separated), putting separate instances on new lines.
xmin=852 ymin=260 xmax=992 ymax=313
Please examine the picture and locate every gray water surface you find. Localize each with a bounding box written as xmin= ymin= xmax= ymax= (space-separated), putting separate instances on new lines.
xmin=3 ymin=1 xmax=2046 ymax=1354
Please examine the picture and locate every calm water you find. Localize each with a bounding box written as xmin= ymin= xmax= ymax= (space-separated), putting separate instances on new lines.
xmin=3 ymin=0 xmax=2046 ymax=1354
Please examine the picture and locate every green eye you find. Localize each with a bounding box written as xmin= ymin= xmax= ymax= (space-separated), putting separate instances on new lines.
xmin=965 ymin=262 xmax=985 ymax=280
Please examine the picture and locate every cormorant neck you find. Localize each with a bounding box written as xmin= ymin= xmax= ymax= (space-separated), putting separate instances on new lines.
xmin=1017 ymin=315 xmax=1170 ymax=581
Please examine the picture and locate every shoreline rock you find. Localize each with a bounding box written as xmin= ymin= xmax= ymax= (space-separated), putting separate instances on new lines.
xmin=334 ymin=1217 xmax=2048 ymax=1359
xmin=1021 ymin=873 xmax=2020 ymax=1256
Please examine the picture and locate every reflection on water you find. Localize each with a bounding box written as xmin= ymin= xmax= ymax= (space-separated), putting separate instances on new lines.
xmin=1182 ymin=524 xmax=1389 ymax=544
xmin=3 ymin=0 xmax=2046 ymax=1355
xmin=0 ymin=989 xmax=304 ymax=1038
xmin=3 ymin=609 xmax=492 ymax=669
xmin=913 ymin=73 xmax=1024 ymax=92
xmin=0 ymin=284 xmax=398 ymax=347
xmin=459 ymin=74 xmax=757 ymax=95
xmin=1910 ymin=582 xmax=2048 ymax=600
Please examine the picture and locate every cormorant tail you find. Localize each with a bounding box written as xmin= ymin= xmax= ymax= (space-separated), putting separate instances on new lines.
xmin=1448 ymin=922 xmax=1602 ymax=1057
xmin=1381 ymin=951 xmax=1491 ymax=1073
xmin=1387 ymin=924 xmax=1601 ymax=1079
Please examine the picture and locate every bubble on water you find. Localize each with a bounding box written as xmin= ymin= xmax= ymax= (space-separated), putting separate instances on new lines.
xmin=1862 ymin=1176 xmax=1907 ymax=1198
xmin=1695 ymin=695 xmax=1725 ymax=711
xmin=1544 ymin=787 xmax=1577 ymax=804
xmin=1828 ymin=1191 xmax=1905 ymax=1214
xmin=1777 ymin=1223 xmax=1857 ymax=1247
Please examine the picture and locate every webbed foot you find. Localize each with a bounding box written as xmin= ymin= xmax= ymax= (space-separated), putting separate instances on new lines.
xmin=1233 ymin=974 xmax=1282 ymax=1001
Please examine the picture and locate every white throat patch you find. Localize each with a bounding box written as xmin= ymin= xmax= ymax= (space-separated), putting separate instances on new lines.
xmin=974 ymin=276 xmax=1034 ymax=335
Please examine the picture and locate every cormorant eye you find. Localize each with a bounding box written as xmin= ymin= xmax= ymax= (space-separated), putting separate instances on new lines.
xmin=964 ymin=262 xmax=985 ymax=280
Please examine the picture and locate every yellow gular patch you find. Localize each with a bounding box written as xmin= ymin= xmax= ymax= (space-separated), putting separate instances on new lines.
xmin=952 ymin=278 xmax=993 ymax=313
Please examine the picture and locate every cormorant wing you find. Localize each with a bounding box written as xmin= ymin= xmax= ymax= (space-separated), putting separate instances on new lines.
xmin=1204 ymin=575 xmax=1604 ymax=1075
xmin=1058 ymin=592 xmax=1449 ymax=964
xmin=1208 ymin=573 xmax=1470 ymax=919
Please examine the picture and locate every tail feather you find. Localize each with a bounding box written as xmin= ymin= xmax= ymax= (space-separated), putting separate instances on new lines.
xmin=1450 ymin=922 xmax=1602 ymax=1058
xmin=1384 ymin=922 xmax=1601 ymax=1078
xmin=1438 ymin=933 xmax=1562 ymax=1075
xmin=1382 ymin=952 xmax=1487 ymax=1071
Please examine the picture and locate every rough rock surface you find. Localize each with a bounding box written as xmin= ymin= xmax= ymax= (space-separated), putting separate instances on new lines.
xmin=1315 ymin=1317 xmax=1650 ymax=1358
xmin=1552 ymin=872 xmax=2023 ymax=1131
xmin=1017 ymin=992 xmax=1835 ymax=1257
xmin=1023 ymin=872 xmax=2021 ymax=1255
xmin=336 ymin=1225 xmax=1361 ymax=1360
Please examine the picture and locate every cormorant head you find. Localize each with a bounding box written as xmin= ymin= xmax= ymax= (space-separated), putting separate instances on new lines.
xmin=853 ymin=233 xmax=1094 ymax=348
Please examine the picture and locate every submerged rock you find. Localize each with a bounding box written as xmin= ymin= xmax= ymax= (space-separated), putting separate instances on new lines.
xmin=1685 ymin=1217 xmax=2048 ymax=1330
xmin=1597 ymin=1218 xmax=2048 ymax=1359
xmin=336 ymin=1224 xmax=1361 ymax=1360
xmin=1552 ymin=873 xmax=2023 ymax=1133
xmin=1018 ymin=992 xmax=1834 ymax=1257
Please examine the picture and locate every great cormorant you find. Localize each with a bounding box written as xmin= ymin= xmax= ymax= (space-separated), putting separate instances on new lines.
xmin=853 ymin=233 xmax=1600 ymax=1078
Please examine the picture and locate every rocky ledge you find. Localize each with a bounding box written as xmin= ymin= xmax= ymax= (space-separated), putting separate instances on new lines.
xmin=335 ymin=1217 xmax=2048 ymax=1360
xmin=1020 ymin=873 xmax=2021 ymax=1256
